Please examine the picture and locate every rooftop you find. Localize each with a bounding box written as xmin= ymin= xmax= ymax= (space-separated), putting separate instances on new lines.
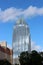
xmin=0 ymin=46 xmax=12 ymax=55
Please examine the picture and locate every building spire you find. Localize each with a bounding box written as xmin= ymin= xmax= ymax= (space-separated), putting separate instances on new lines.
xmin=16 ymin=18 xmax=26 ymax=25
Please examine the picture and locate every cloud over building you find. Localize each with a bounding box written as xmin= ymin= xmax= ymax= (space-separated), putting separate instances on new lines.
xmin=0 ymin=6 xmax=43 ymax=22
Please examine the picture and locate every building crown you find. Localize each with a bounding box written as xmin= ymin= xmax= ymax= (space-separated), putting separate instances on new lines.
xmin=16 ymin=18 xmax=27 ymax=25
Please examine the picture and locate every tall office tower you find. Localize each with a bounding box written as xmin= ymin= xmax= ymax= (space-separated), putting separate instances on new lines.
xmin=12 ymin=18 xmax=31 ymax=64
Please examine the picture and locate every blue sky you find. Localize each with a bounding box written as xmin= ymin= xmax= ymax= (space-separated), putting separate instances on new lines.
xmin=0 ymin=0 xmax=43 ymax=51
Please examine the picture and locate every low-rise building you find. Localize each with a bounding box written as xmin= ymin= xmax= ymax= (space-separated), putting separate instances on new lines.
xmin=0 ymin=41 xmax=12 ymax=64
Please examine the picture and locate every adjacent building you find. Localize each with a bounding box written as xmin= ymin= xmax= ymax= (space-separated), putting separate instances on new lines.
xmin=0 ymin=41 xmax=12 ymax=64
xmin=12 ymin=18 xmax=31 ymax=64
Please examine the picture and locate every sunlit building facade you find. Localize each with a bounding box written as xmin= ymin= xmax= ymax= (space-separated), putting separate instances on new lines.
xmin=12 ymin=19 xmax=31 ymax=64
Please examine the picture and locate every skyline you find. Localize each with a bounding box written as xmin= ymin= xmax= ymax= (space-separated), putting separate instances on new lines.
xmin=0 ymin=0 xmax=43 ymax=51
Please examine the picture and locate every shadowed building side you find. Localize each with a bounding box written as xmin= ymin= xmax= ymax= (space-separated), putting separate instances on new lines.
xmin=0 ymin=41 xmax=13 ymax=64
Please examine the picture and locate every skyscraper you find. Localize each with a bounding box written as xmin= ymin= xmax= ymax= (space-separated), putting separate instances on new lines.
xmin=12 ymin=18 xmax=31 ymax=64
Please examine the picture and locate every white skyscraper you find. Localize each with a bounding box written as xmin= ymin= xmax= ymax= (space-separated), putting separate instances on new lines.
xmin=12 ymin=18 xmax=31 ymax=64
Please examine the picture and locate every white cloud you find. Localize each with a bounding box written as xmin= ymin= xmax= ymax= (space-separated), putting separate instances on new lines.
xmin=0 ymin=6 xmax=43 ymax=22
xmin=7 ymin=43 xmax=12 ymax=49
xmin=0 ymin=7 xmax=23 ymax=22
xmin=23 ymin=6 xmax=43 ymax=17
xmin=31 ymin=41 xmax=43 ymax=52
xmin=31 ymin=41 xmax=41 ymax=51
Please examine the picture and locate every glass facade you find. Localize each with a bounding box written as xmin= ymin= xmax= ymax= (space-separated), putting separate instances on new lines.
xmin=12 ymin=19 xmax=31 ymax=64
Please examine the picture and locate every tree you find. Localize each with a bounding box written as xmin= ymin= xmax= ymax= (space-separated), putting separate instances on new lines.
xmin=19 ymin=51 xmax=30 ymax=65
xmin=30 ymin=50 xmax=42 ymax=65
xmin=39 ymin=52 xmax=43 ymax=64
xmin=19 ymin=50 xmax=43 ymax=65
xmin=0 ymin=60 xmax=11 ymax=65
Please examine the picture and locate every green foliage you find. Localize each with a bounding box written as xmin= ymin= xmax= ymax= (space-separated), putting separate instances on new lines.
xmin=19 ymin=50 xmax=43 ymax=65
xmin=30 ymin=50 xmax=42 ymax=65
xmin=19 ymin=51 xmax=30 ymax=65
xmin=15 ymin=63 xmax=19 ymax=65
xmin=0 ymin=59 xmax=11 ymax=65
